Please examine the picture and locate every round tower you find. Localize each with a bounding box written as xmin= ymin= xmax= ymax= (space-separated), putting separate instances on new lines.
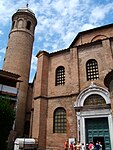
xmin=2 ymin=7 xmax=37 ymax=136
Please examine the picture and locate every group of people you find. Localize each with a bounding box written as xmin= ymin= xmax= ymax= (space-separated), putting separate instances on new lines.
xmin=86 ymin=141 xmax=102 ymax=150
xmin=64 ymin=140 xmax=102 ymax=150
xmin=64 ymin=140 xmax=85 ymax=150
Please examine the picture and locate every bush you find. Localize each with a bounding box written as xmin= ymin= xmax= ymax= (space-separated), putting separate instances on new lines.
xmin=0 ymin=96 xmax=15 ymax=149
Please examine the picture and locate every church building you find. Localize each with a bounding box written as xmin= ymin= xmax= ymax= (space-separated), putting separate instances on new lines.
xmin=2 ymin=6 xmax=113 ymax=150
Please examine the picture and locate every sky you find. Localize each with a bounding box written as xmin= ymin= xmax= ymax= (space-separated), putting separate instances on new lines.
xmin=0 ymin=0 xmax=113 ymax=82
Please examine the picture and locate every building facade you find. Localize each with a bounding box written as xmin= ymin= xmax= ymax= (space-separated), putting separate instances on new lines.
xmin=2 ymin=7 xmax=113 ymax=150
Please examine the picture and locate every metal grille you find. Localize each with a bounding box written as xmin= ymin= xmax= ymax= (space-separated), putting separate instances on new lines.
xmin=86 ymin=59 xmax=99 ymax=81
xmin=56 ymin=66 xmax=65 ymax=85
xmin=53 ymin=108 xmax=66 ymax=133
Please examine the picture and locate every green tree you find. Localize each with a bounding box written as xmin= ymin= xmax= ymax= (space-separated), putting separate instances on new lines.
xmin=0 ymin=96 xmax=15 ymax=149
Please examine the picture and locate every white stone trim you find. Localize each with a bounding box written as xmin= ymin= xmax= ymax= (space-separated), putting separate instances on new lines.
xmin=76 ymin=109 xmax=113 ymax=150
xmin=74 ymin=83 xmax=110 ymax=107
xmin=74 ymin=83 xmax=113 ymax=149
xmin=108 ymin=114 xmax=113 ymax=149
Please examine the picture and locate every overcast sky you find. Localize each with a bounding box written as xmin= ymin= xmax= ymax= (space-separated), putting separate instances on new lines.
xmin=0 ymin=0 xmax=113 ymax=82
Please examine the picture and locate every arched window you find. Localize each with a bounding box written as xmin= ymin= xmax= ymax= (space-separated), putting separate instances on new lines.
xmin=26 ymin=21 xmax=31 ymax=30
xmin=53 ymin=107 xmax=66 ymax=133
xmin=86 ymin=59 xmax=99 ymax=81
xmin=55 ymin=66 xmax=65 ymax=86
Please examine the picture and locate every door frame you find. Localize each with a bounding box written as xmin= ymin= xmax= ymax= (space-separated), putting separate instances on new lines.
xmin=74 ymin=83 xmax=113 ymax=149
xmin=76 ymin=109 xmax=113 ymax=149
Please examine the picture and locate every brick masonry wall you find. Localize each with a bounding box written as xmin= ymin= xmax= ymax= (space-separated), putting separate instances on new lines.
xmin=32 ymin=25 xmax=113 ymax=150
xmin=74 ymin=24 xmax=113 ymax=46
xmin=46 ymin=96 xmax=77 ymax=150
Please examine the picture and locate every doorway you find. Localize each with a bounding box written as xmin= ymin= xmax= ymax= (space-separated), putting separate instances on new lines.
xmin=85 ymin=117 xmax=111 ymax=150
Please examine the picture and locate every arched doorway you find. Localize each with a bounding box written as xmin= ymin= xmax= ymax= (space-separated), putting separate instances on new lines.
xmin=74 ymin=83 xmax=113 ymax=150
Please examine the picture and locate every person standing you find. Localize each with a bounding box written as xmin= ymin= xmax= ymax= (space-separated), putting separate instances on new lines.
xmin=99 ymin=142 xmax=102 ymax=150
xmin=76 ymin=141 xmax=81 ymax=150
xmin=86 ymin=143 xmax=89 ymax=150
xmin=88 ymin=142 xmax=94 ymax=150
xmin=70 ymin=142 xmax=73 ymax=150
xmin=64 ymin=140 xmax=68 ymax=150
xmin=81 ymin=143 xmax=85 ymax=150
xmin=73 ymin=143 xmax=76 ymax=150
xmin=95 ymin=141 xmax=100 ymax=150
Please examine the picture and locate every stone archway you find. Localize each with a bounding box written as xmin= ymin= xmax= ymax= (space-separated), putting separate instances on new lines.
xmin=74 ymin=82 xmax=110 ymax=108
xmin=74 ymin=82 xmax=113 ymax=150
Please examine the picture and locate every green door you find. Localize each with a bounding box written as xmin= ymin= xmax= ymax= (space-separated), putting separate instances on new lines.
xmin=85 ymin=117 xmax=111 ymax=150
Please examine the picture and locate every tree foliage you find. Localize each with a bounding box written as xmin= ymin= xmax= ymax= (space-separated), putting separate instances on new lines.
xmin=0 ymin=96 xmax=15 ymax=149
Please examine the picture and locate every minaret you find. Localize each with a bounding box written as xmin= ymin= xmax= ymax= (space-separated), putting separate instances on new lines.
xmin=2 ymin=6 xmax=37 ymax=136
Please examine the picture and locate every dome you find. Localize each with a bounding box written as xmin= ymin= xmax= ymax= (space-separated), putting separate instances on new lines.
xmin=12 ymin=6 xmax=37 ymax=24
xmin=17 ymin=7 xmax=35 ymax=16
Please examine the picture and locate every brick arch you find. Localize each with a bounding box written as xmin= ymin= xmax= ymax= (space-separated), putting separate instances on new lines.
xmin=91 ymin=35 xmax=108 ymax=42
xmin=74 ymin=82 xmax=110 ymax=108
xmin=54 ymin=107 xmax=66 ymax=112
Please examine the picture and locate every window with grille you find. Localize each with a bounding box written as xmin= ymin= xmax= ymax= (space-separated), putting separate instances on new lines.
xmin=53 ymin=107 xmax=66 ymax=133
xmin=56 ymin=66 xmax=65 ymax=86
xmin=86 ymin=59 xmax=99 ymax=81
